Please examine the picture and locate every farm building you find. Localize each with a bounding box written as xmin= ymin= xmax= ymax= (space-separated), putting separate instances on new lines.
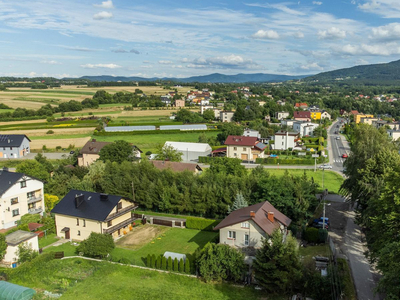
xmin=164 ymin=141 xmax=212 ymax=161
xmin=0 ymin=135 xmax=30 ymax=159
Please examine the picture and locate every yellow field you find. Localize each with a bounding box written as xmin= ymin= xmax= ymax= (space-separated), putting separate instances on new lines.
xmin=31 ymin=136 xmax=91 ymax=149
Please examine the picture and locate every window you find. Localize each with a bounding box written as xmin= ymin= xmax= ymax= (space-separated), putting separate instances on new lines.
xmin=117 ymin=202 xmax=122 ymax=210
xmin=12 ymin=209 xmax=19 ymax=217
xmin=241 ymin=222 xmax=250 ymax=228
xmin=107 ymin=220 xmax=112 ymax=227
xmin=10 ymin=197 xmax=18 ymax=205
xmin=83 ymin=219 xmax=86 ymax=227
xmin=20 ymin=181 xmax=26 ymax=188
xmin=76 ymin=218 xmax=79 ymax=226
xmin=244 ymin=234 xmax=249 ymax=246
xmin=233 ymin=147 xmax=237 ymax=151
xmin=228 ymin=231 xmax=236 ymax=239
xmin=78 ymin=230 xmax=81 ymax=236
xmin=27 ymin=191 xmax=35 ymax=199
xmin=10 ymin=147 xmax=12 ymax=150
xmin=243 ymin=147 xmax=246 ymax=151
xmin=234 ymin=153 xmax=237 ymax=157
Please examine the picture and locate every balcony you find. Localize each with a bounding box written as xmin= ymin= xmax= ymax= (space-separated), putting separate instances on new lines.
xmin=28 ymin=207 xmax=43 ymax=214
xmin=27 ymin=195 xmax=42 ymax=204
xmin=104 ymin=205 xmax=138 ymax=222
xmin=103 ymin=216 xmax=137 ymax=235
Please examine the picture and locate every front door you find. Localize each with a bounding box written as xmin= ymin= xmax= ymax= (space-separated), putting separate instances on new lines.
xmin=65 ymin=230 xmax=70 ymax=239
xmin=241 ymin=154 xmax=248 ymax=160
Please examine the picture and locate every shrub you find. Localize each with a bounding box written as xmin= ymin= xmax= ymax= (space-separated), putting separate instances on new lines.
xmin=147 ymin=254 xmax=151 ymax=267
xmin=156 ymin=256 xmax=161 ymax=269
xmin=318 ymin=228 xmax=328 ymax=243
xmin=17 ymin=244 xmax=38 ymax=264
xmin=56 ymin=146 xmax=62 ymax=150
xmin=75 ymin=232 xmax=115 ymax=258
xmin=184 ymin=258 xmax=191 ymax=274
xmin=161 ymin=256 xmax=167 ymax=270
xmin=145 ymin=151 xmax=152 ymax=156
xmin=46 ymin=130 xmax=54 ymax=134
xmin=167 ymin=257 xmax=172 ymax=271
xmin=119 ymin=257 xmax=131 ymax=264
xmin=42 ymin=145 xmax=47 ymax=151
xmin=304 ymin=227 xmax=319 ymax=243
xmin=173 ymin=258 xmax=179 ymax=272
xmin=179 ymin=258 xmax=184 ymax=272
xmin=186 ymin=217 xmax=221 ymax=231
xmin=151 ymin=254 xmax=156 ymax=268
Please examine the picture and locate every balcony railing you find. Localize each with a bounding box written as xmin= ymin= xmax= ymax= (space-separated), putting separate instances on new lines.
xmin=103 ymin=216 xmax=137 ymax=234
xmin=27 ymin=195 xmax=43 ymax=204
xmin=28 ymin=207 xmax=43 ymax=214
xmin=104 ymin=205 xmax=137 ymax=222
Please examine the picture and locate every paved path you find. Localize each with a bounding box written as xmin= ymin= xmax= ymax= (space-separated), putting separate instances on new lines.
xmin=0 ymin=152 xmax=70 ymax=161
xmin=42 ymin=238 xmax=70 ymax=250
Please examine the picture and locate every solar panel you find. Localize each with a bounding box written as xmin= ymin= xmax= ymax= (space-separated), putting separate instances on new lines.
xmin=104 ymin=126 xmax=156 ymax=132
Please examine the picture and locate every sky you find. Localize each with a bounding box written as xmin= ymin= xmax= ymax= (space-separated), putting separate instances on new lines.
xmin=1 ymin=0 xmax=400 ymax=78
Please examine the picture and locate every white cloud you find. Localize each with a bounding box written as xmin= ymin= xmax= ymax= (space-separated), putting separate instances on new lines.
xmin=159 ymin=60 xmax=173 ymax=64
xmin=299 ymin=62 xmax=324 ymax=71
xmin=81 ymin=63 xmax=121 ymax=69
xmin=61 ymin=45 xmax=98 ymax=52
xmin=93 ymin=11 xmax=113 ymax=20
xmin=293 ymin=31 xmax=305 ymax=38
xmin=335 ymin=43 xmax=400 ymax=56
xmin=358 ymin=0 xmax=400 ymax=18
xmin=252 ymin=29 xmax=280 ymax=39
xmin=356 ymin=59 xmax=369 ymax=65
xmin=313 ymin=1 xmax=323 ymax=5
xmin=94 ymin=0 xmax=114 ymax=9
xmin=28 ymin=72 xmax=37 ymax=77
xmin=245 ymin=3 xmax=305 ymax=16
xmin=184 ymin=54 xmax=258 ymax=69
xmin=318 ymin=27 xmax=346 ymax=39
xmin=41 ymin=60 xmax=61 ymax=65
xmin=370 ymin=23 xmax=400 ymax=41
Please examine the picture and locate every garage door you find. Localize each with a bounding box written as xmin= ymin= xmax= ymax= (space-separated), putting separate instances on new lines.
xmin=241 ymin=154 xmax=248 ymax=160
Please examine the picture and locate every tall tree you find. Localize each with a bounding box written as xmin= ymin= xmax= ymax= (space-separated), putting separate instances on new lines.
xmin=228 ymin=193 xmax=248 ymax=213
xmin=99 ymin=140 xmax=134 ymax=163
xmin=155 ymin=144 xmax=183 ymax=162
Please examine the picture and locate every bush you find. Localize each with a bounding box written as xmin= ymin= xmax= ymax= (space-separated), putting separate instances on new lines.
xmin=56 ymin=146 xmax=62 ymax=151
xmin=42 ymin=145 xmax=47 ymax=151
xmin=179 ymin=258 xmax=184 ymax=272
xmin=156 ymin=256 xmax=161 ymax=269
xmin=167 ymin=257 xmax=172 ymax=271
xmin=184 ymin=258 xmax=191 ymax=274
xmin=119 ymin=257 xmax=131 ymax=264
xmin=161 ymin=256 xmax=167 ymax=270
xmin=145 ymin=151 xmax=152 ymax=156
xmin=151 ymin=254 xmax=156 ymax=268
xmin=173 ymin=258 xmax=179 ymax=272
xmin=75 ymin=232 xmax=115 ymax=258
xmin=186 ymin=217 xmax=221 ymax=231
xmin=304 ymin=227 xmax=319 ymax=243
xmin=147 ymin=254 xmax=151 ymax=267
xmin=46 ymin=130 xmax=54 ymax=134
xmin=318 ymin=228 xmax=328 ymax=243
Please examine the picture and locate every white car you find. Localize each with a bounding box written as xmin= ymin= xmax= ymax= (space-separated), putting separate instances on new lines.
xmin=319 ymin=164 xmax=332 ymax=169
xmin=335 ymin=137 xmax=340 ymax=140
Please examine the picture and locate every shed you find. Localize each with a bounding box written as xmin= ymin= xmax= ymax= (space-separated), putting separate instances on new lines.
xmin=0 ymin=281 xmax=36 ymax=300
xmin=163 ymin=251 xmax=186 ymax=263
xmin=164 ymin=141 xmax=212 ymax=161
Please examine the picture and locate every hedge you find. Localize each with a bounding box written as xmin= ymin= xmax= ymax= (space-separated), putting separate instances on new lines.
xmin=304 ymin=227 xmax=319 ymax=243
xmin=186 ymin=216 xmax=221 ymax=231
xmin=198 ymin=156 xmax=225 ymax=163
xmin=256 ymin=157 xmax=324 ymax=165
xmin=94 ymin=129 xmax=220 ymax=136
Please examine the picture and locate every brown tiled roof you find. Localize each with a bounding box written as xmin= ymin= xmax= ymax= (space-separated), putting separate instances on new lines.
xmin=79 ymin=139 xmax=111 ymax=154
xmin=294 ymin=111 xmax=311 ymax=118
xmin=224 ymin=135 xmax=258 ymax=146
xmin=214 ymin=201 xmax=291 ymax=235
xmin=151 ymin=161 xmax=202 ymax=172
xmin=28 ymin=222 xmax=44 ymax=232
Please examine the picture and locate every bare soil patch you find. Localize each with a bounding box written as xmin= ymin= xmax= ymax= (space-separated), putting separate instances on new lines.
xmin=31 ymin=136 xmax=91 ymax=149
xmin=0 ymin=127 xmax=95 ymax=137
xmin=116 ymin=225 xmax=169 ymax=250
xmin=0 ymin=98 xmax=49 ymax=109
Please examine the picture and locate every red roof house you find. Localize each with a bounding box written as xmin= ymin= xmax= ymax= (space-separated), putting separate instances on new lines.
xmin=224 ymin=136 xmax=267 ymax=161
xmin=294 ymin=111 xmax=311 ymax=121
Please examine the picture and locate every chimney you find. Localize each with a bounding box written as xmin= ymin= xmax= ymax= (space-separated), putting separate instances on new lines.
xmin=2 ymin=167 xmax=8 ymax=172
xmin=75 ymin=194 xmax=84 ymax=208
xmin=250 ymin=211 xmax=255 ymax=217
xmin=267 ymin=211 xmax=274 ymax=223
xmin=100 ymin=193 xmax=109 ymax=201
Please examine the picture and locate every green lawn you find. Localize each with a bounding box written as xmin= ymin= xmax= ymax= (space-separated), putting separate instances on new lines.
xmin=95 ymin=131 xmax=219 ymax=153
xmin=38 ymin=234 xmax=59 ymax=248
xmin=0 ymin=109 xmax=14 ymax=113
xmin=8 ymin=256 xmax=268 ymax=300
xmin=265 ymin=169 xmax=344 ymax=193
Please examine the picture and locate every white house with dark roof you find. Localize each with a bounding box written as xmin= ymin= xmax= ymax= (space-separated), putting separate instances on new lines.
xmin=0 ymin=135 xmax=30 ymax=159
xmin=0 ymin=169 xmax=44 ymax=229
xmin=52 ymin=190 xmax=137 ymax=241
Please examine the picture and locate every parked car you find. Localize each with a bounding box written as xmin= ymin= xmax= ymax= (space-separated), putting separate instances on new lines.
xmin=335 ymin=137 xmax=340 ymax=140
xmin=342 ymin=153 xmax=348 ymax=158
xmin=319 ymin=164 xmax=332 ymax=169
xmin=312 ymin=222 xmax=329 ymax=230
xmin=70 ymin=150 xmax=75 ymax=154
xmin=314 ymin=217 xmax=330 ymax=225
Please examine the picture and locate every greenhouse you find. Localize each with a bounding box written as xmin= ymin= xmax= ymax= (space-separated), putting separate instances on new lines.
xmin=0 ymin=281 xmax=35 ymax=300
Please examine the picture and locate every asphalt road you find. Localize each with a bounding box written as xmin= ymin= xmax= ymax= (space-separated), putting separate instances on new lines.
xmin=327 ymin=118 xmax=349 ymax=173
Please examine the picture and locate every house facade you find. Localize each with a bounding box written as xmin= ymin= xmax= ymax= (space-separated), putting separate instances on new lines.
xmin=0 ymin=135 xmax=31 ymax=159
xmin=388 ymin=130 xmax=400 ymax=141
xmin=175 ymin=99 xmax=185 ymax=108
xmin=3 ymin=230 xmax=39 ymax=267
xmin=273 ymin=131 xmax=298 ymax=150
xmin=293 ymin=121 xmax=319 ymax=137
xmin=275 ymin=111 xmax=290 ymax=120
xmin=354 ymin=114 xmax=374 ymax=124
xmin=320 ymin=111 xmax=331 ymax=120
xmin=294 ymin=111 xmax=311 ymax=121
xmin=225 ymin=135 xmax=267 ymax=161
xmin=0 ymin=169 xmax=44 ymax=230
xmin=52 ymin=190 xmax=137 ymax=241
xmin=78 ymin=139 xmax=111 ymax=167
xmin=164 ymin=141 xmax=212 ymax=161
xmin=214 ymin=201 xmax=291 ymax=249
xmin=220 ymin=111 xmax=234 ymax=123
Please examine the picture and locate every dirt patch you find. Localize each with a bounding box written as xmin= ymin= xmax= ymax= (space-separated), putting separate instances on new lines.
xmin=0 ymin=98 xmax=50 ymax=109
xmin=116 ymin=225 xmax=169 ymax=250
xmin=0 ymin=127 xmax=95 ymax=137
xmin=31 ymin=136 xmax=91 ymax=149
xmin=0 ymin=119 xmax=47 ymax=126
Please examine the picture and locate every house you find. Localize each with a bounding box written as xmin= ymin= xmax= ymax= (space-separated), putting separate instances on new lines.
xmin=224 ymin=136 xmax=267 ymax=161
xmin=273 ymin=131 xmax=298 ymax=150
xmin=276 ymin=100 xmax=286 ymax=106
xmin=243 ymin=128 xmax=261 ymax=139
xmin=374 ymin=120 xmax=399 ymax=130
xmin=293 ymin=121 xmax=319 ymax=137
xmin=52 ymin=190 xmax=137 ymax=241
xmin=294 ymin=111 xmax=311 ymax=121
xmin=214 ymin=201 xmax=291 ymax=249
xmin=175 ymin=99 xmax=185 ymax=108
xmin=320 ymin=111 xmax=331 ymax=120
xmin=275 ymin=111 xmax=290 ymax=120
xmin=359 ymin=117 xmax=379 ymax=125
xmin=354 ymin=114 xmax=374 ymax=124
xmin=160 ymin=95 xmax=172 ymax=106
xmin=281 ymin=119 xmax=295 ymax=127
xmin=0 ymin=135 xmax=30 ymax=159
xmin=310 ymin=111 xmax=321 ymax=120
xmin=388 ymin=130 xmax=400 ymax=141
xmin=294 ymin=103 xmax=308 ymax=110
xmin=3 ymin=230 xmax=39 ymax=267
xmin=151 ymin=161 xmax=202 ymax=174
xmin=200 ymin=105 xmax=214 ymax=114
xmin=78 ymin=139 xmax=111 ymax=167
xmin=220 ymin=111 xmax=234 ymax=123
xmin=163 ymin=141 xmax=212 ymax=161
xmin=0 ymin=168 xmax=45 ymax=230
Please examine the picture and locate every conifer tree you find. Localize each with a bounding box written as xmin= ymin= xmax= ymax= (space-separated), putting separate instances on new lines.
xmin=228 ymin=192 xmax=248 ymax=213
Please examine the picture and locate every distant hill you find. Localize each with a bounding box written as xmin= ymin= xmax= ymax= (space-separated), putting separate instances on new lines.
xmin=73 ymin=73 xmax=308 ymax=83
xmin=304 ymin=59 xmax=400 ymax=84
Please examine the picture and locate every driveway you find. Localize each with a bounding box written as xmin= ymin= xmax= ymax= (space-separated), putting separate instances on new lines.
xmin=0 ymin=152 xmax=70 ymax=161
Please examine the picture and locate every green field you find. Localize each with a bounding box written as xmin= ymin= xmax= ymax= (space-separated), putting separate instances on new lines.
xmin=8 ymin=89 xmax=95 ymax=95
xmin=8 ymin=255 xmax=268 ymax=300
xmin=38 ymin=234 xmax=59 ymax=248
xmin=0 ymin=109 xmax=14 ymax=113
xmin=265 ymin=169 xmax=344 ymax=193
xmin=95 ymin=131 xmax=219 ymax=153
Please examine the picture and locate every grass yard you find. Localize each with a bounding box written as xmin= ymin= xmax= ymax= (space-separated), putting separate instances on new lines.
xmin=7 ymin=255 xmax=267 ymax=300
xmin=265 ymin=169 xmax=344 ymax=194
xmin=95 ymin=131 xmax=219 ymax=153
xmin=38 ymin=234 xmax=59 ymax=248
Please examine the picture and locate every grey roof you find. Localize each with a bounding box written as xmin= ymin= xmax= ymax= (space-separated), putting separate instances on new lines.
xmin=6 ymin=230 xmax=37 ymax=246
xmin=163 ymin=251 xmax=187 ymax=262
xmin=105 ymin=126 xmax=156 ymax=132
xmin=0 ymin=135 xmax=30 ymax=147
xmin=255 ymin=142 xmax=267 ymax=150
xmin=0 ymin=170 xmax=24 ymax=197
xmin=160 ymin=124 xmax=207 ymax=131
xmin=51 ymin=189 xmax=124 ymax=221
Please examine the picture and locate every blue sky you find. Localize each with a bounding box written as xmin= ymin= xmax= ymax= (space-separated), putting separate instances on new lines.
xmin=1 ymin=0 xmax=400 ymax=78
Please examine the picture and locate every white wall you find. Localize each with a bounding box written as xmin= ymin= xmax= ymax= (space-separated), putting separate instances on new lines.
xmin=274 ymin=134 xmax=295 ymax=150
xmin=3 ymin=236 xmax=39 ymax=265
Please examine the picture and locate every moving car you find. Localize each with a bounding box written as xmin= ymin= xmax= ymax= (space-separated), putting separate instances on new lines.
xmin=342 ymin=153 xmax=348 ymax=158
xmin=319 ymin=164 xmax=332 ymax=169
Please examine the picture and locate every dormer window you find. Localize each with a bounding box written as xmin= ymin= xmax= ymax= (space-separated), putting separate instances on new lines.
xmin=20 ymin=181 xmax=26 ymax=188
